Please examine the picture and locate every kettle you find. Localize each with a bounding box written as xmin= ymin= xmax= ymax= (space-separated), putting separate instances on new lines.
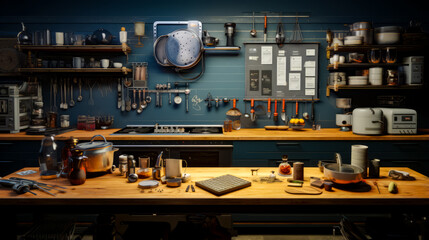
xmin=352 ymin=108 xmax=384 ymax=135
xmin=17 ymin=22 xmax=32 ymax=45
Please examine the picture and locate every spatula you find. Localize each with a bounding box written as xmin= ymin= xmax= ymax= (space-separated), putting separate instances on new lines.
xmin=281 ymin=99 xmax=286 ymax=122
xmin=267 ymin=98 xmax=271 ymax=119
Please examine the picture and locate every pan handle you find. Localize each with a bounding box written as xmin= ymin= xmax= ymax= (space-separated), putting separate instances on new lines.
xmin=90 ymin=134 xmax=107 ymax=143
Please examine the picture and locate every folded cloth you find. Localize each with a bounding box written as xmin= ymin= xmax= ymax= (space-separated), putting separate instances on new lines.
xmin=388 ymin=170 xmax=416 ymax=180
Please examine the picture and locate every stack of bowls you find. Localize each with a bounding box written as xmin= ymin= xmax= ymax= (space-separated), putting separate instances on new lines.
xmin=344 ymin=36 xmax=363 ymax=45
xmin=369 ymin=67 xmax=383 ymax=85
xmin=350 ymin=22 xmax=373 ymax=45
xmin=375 ymin=26 xmax=402 ymax=44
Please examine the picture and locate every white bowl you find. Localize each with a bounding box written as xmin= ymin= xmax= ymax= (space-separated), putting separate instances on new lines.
xmin=113 ymin=62 xmax=123 ymax=68
xmin=375 ymin=32 xmax=400 ymax=44
xmin=348 ymin=76 xmax=368 ymax=85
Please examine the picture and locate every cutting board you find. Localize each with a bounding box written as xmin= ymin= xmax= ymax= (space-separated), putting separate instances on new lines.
xmin=264 ymin=125 xmax=289 ymax=130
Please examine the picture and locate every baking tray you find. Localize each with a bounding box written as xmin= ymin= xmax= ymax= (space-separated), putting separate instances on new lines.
xmin=196 ymin=174 xmax=251 ymax=196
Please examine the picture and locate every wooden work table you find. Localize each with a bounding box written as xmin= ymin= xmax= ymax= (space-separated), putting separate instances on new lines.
xmin=1 ymin=128 xmax=429 ymax=141
xmin=1 ymin=167 xmax=429 ymax=214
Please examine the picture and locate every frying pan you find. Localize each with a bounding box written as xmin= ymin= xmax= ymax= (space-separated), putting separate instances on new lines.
xmin=165 ymin=29 xmax=204 ymax=69
xmin=153 ymin=35 xmax=172 ymax=67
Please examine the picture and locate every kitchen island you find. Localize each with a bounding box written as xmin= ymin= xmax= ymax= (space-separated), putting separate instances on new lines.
xmin=1 ymin=167 xmax=428 ymax=238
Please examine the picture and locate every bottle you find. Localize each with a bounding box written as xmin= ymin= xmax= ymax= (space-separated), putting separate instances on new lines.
xmin=278 ymin=155 xmax=291 ymax=175
xmin=38 ymin=134 xmax=59 ymax=179
xmin=68 ymin=149 xmax=87 ymax=185
xmin=120 ymin=27 xmax=127 ymax=44
xmin=60 ymin=137 xmax=78 ymax=177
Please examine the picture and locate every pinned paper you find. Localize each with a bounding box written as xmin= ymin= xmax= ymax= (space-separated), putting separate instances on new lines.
xmin=305 ymin=77 xmax=316 ymax=88
xmin=306 ymin=49 xmax=316 ymax=56
xmin=290 ymin=56 xmax=302 ymax=71
xmin=305 ymin=89 xmax=315 ymax=96
xmin=277 ymin=57 xmax=287 ymax=86
xmin=289 ymin=73 xmax=301 ymax=90
xmin=261 ymin=46 xmax=273 ymax=65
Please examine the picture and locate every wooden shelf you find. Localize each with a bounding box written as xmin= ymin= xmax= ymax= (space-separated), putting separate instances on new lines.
xmin=327 ymin=63 xmax=406 ymax=70
xmin=326 ymin=44 xmax=426 ymax=53
xmin=18 ymin=67 xmax=131 ymax=75
xmin=16 ymin=44 xmax=131 ymax=54
xmin=326 ymin=84 xmax=423 ymax=96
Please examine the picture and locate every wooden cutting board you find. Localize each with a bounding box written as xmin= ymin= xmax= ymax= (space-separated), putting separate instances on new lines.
xmin=284 ymin=186 xmax=323 ymax=195
xmin=265 ymin=125 xmax=289 ymax=130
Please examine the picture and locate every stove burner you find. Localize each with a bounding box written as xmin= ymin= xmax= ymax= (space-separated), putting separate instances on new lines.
xmin=112 ymin=125 xmax=223 ymax=135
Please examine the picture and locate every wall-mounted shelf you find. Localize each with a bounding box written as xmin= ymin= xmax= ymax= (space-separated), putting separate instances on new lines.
xmin=327 ymin=63 xmax=407 ymax=70
xmin=326 ymin=84 xmax=423 ymax=96
xmin=326 ymin=44 xmax=428 ymax=59
xmin=16 ymin=44 xmax=131 ymax=54
xmin=18 ymin=67 xmax=131 ymax=75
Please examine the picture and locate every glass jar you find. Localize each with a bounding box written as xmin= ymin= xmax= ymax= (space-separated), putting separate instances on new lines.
xmin=60 ymin=115 xmax=70 ymax=128
xmin=118 ymin=154 xmax=128 ymax=176
xmin=278 ymin=155 xmax=291 ymax=176
xmin=68 ymin=149 xmax=87 ymax=185
xmin=77 ymin=115 xmax=87 ymax=130
xmin=38 ymin=134 xmax=59 ymax=179
xmin=60 ymin=137 xmax=78 ymax=178
xmin=86 ymin=116 xmax=96 ymax=131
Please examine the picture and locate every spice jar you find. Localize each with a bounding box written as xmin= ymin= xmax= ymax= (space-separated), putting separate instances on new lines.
xmin=60 ymin=115 xmax=70 ymax=128
xmin=118 ymin=154 xmax=128 ymax=176
xmin=278 ymin=155 xmax=291 ymax=176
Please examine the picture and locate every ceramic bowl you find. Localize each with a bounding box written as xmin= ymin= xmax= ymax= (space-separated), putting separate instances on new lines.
xmin=113 ymin=62 xmax=123 ymax=68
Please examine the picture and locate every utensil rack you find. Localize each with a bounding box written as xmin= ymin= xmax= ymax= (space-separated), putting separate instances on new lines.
xmin=243 ymin=98 xmax=319 ymax=102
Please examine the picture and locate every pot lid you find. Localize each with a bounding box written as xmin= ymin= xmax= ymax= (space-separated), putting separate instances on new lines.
xmin=165 ymin=29 xmax=202 ymax=68
xmin=75 ymin=135 xmax=112 ymax=150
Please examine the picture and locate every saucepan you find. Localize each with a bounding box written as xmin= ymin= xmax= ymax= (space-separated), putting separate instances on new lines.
xmin=324 ymin=153 xmax=363 ymax=184
xmin=75 ymin=135 xmax=117 ymax=173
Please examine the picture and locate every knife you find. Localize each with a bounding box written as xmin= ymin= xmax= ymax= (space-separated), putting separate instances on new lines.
xmin=264 ymin=15 xmax=267 ymax=43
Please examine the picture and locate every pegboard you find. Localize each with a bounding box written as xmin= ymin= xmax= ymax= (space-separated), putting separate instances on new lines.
xmin=244 ymin=42 xmax=319 ymax=100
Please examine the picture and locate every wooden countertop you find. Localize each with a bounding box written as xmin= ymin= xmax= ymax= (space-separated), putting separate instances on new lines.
xmin=1 ymin=167 xmax=428 ymax=207
xmin=1 ymin=128 xmax=429 ymax=141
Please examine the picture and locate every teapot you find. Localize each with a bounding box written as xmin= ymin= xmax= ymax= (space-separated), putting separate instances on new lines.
xmin=17 ymin=22 xmax=32 ymax=45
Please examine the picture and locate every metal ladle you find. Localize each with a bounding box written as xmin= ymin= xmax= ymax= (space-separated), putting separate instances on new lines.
xmin=250 ymin=11 xmax=257 ymax=37
xmin=137 ymin=89 xmax=143 ymax=114
xmin=69 ymin=79 xmax=75 ymax=107
xmin=77 ymin=78 xmax=83 ymax=102
xmin=132 ymin=89 xmax=137 ymax=109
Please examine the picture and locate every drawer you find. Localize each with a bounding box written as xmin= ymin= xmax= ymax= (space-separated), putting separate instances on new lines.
xmin=233 ymin=141 xmax=350 ymax=153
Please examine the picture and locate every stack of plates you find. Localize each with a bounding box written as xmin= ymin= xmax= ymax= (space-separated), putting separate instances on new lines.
xmin=344 ymin=36 xmax=363 ymax=45
xmin=348 ymin=76 xmax=368 ymax=85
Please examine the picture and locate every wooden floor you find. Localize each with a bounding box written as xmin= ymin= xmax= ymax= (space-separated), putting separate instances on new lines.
xmin=233 ymin=236 xmax=343 ymax=240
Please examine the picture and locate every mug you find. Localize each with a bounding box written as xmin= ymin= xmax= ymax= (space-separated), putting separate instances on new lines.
xmin=101 ymin=59 xmax=109 ymax=68
xmin=55 ymin=32 xmax=64 ymax=45
xmin=165 ymin=158 xmax=184 ymax=178
xmin=73 ymin=57 xmax=82 ymax=68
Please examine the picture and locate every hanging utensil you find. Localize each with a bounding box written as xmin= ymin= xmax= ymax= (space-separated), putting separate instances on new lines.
xmin=241 ymin=100 xmax=253 ymax=128
xmin=250 ymin=98 xmax=256 ymax=122
xmin=275 ymin=22 xmax=285 ymax=46
xmin=281 ymin=99 xmax=286 ymax=122
xmin=77 ymin=78 xmax=83 ymax=102
xmin=291 ymin=17 xmax=303 ymax=43
xmin=142 ymin=88 xmax=148 ymax=108
xmin=273 ymin=99 xmax=278 ymax=122
xmin=137 ymin=89 xmax=143 ymax=114
xmin=69 ymin=78 xmax=75 ymax=107
xmin=185 ymin=88 xmax=190 ymax=112
xmin=63 ymin=79 xmax=68 ymax=110
xmin=88 ymin=80 xmax=95 ymax=106
xmin=264 ymin=14 xmax=268 ymax=42
xmin=125 ymin=85 xmax=131 ymax=112
xmin=250 ymin=11 xmax=257 ymax=37
xmin=53 ymin=78 xmax=57 ymax=110
xmin=121 ymin=80 xmax=125 ymax=111
xmin=60 ymin=78 xmax=64 ymax=109
xmin=117 ymin=79 xmax=121 ymax=109
xmin=311 ymin=97 xmax=316 ymax=130
xmin=267 ymin=98 xmax=271 ymax=118
xmin=226 ymin=98 xmax=242 ymax=130
xmin=132 ymin=89 xmax=137 ymax=109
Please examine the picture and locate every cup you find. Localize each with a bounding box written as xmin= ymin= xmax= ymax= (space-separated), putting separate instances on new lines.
xmin=165 ymin=158 xmax=184 ymax=178
xmin=33 ymin=31 xmax=42 ymax=45
xmin=383 ymin=47 xmax=397 ymax=64
xmin=339 ymin=56 xmax=345 ymax=63
xmin=368 ymin=48 xmax=381 ymax=63
xmin=64 ymin=32 xmax=75 ymax=45
xmin=73 ymin=34 xmax=84 ymax=45
xmin=138 ymin=157 xmax=150 ymax=168
xmin=351 ymin=145 xmax=368 ymax=178
xmin=223 ymin=120 xmax=232 ymax=132
xmin=73 ymin=57 xmax=82 ymax=68
xmin=55 ymin=32 xmax=64 ymax=45
xmin=101 ymin=59 xmax=109 ymax=69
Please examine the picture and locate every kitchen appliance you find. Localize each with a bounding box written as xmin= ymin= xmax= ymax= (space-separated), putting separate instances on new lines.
xmin=113 ymin=125 xmax=231 ymax=167
xmin=75 ymin=135 xmax=118 ymax=173
xmin=352 ymin=108 xmax=384 ymax=135
xmin=377 ymin=108 xmax=417 ymax=134
xmin=403 ymin=56 xmax=424 ymax=85
xmin=0 ymin=84 xmax=36 ymax=133
xmin=335 ymin=98 xmax=352 ymax=131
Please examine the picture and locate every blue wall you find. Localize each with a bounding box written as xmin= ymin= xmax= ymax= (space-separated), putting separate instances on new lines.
xmin=1 ymin=0 xmax=428 ymax=129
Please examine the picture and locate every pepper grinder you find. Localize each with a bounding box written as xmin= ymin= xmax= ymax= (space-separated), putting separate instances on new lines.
xmin=153 ymin=151 xmax=164 ymax=180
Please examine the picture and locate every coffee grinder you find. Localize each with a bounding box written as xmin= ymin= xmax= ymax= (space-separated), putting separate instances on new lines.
xmin=335 ymin=98 xmax=352 ymax=131
xmin=224 ymin=22 xmax=236 ymax=46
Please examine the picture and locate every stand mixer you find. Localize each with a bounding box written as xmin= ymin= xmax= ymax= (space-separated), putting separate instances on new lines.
xmin=335 ymin=98 xmax=352 ymax=131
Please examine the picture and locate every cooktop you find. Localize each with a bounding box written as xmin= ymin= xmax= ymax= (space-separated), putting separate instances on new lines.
xmin=112 ymin=124 xmax=223 ymax=135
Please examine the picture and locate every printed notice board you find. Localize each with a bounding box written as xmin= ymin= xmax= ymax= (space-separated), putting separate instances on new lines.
xmin=244 ymin=43 xmax=319 ymax=100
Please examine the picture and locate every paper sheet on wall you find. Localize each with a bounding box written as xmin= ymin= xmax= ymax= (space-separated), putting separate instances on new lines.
xmin=290 ymin=56 xmax=302 ymax=71
xmin=306 ymin=49 xmax=316 ymax=56
xmin=288 ymin=73 xmax=301 ymax=90
xmin=305 ymin=77 xmax=316 ymax=88
xmin=276 ymin=56 xmax=287 ymax=86
xmin=261 ymin=46 xmax=273 ymax=65
xmin=305 ymin=67 xmax=316 ymax=77
xmin=305 ymin=89 xmax=315 ymax=96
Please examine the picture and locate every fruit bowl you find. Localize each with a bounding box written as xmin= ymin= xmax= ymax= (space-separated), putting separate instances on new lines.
xmin=288 ymin=118 xmax=305 ymax=130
